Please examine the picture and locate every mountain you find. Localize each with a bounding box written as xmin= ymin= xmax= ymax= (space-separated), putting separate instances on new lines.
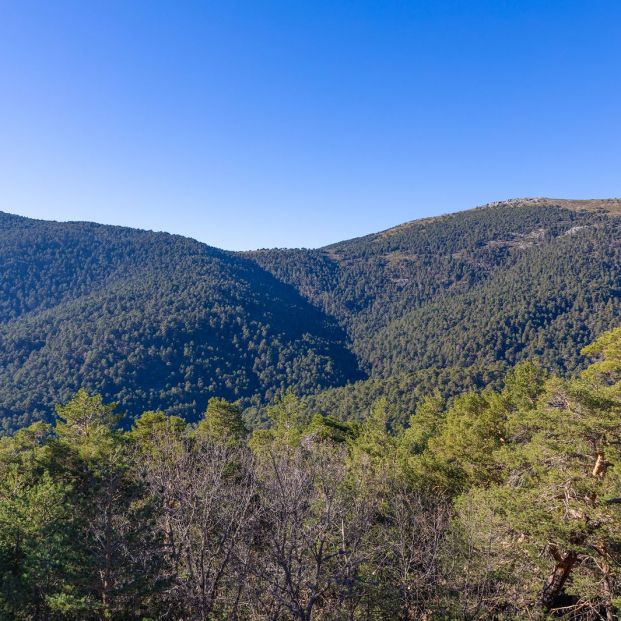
xmin=0 ymin=213 xmax=361 ymax=431
xmin=248 ymin=198 xmax=621 ymax=422
xmin=1 ymin=197 xmax=620 ymax=431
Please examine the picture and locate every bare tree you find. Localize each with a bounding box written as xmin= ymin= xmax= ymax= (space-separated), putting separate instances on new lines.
xmin=141 ymin=430 xmax=258 ymax=620
xmin=383 ymin=483 xmax=450 ymax=621
xmin=249 ymin=443 xmax=359 ymax=621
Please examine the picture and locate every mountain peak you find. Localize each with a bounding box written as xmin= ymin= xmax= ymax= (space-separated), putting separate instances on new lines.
xmin=480 ymin=197 xmax=621 ymax=213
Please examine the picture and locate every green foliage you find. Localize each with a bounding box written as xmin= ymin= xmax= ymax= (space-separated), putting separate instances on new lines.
xmin=304 ymin=363 xmax=507 ymax=427
xmin=501 ymin=359 xmax=548 ymax=410
xmin=3 ymin=202 xmax=621 ymax=432
xmin=55 ymin=389 xmax=121 ymax=463
xmin=195 ymin=397 xmax=248 ymax=445
xmin=423 ymin=390 xmax=509 ymax=492
xmin=0 ymin=391 xmax=166 ymax=619
xmin=4 ymin=201 xmax=621 ymax=617
xmin=1 ymin=327 xmax=621 ymax=617
xmin=129 ymin=409 xmax=187 ymax=458
xmin=365 ymin=223 xmax=621 ymax=379
xmin=349 ymin=398 xmax=395 ymax=461
xmin=250 ymin=202 xmax=621 ymax=377
xmin=252 ymin=203 xmax=621 ymax=421
xmin=581 ymin=325 xmax=621 ymax=389
xmin=0 ymin=213 xmax=362 ymax=432
xmin=2 ymin=202 xmax=621 ymax=432
xmin=400 ymin=391 xmax=445 ymax=455
xmin=0 ymin=455 xmax=76 ymax=618
xmin=305 ymin=412 xmax=356 ymax=444
xmin=442 ymin=329 xmax=621 ymax=616
xmin=248 ymin=392 xmax=311 ymax=451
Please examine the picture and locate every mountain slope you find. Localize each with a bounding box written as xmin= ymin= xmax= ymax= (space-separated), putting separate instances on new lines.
xmin=1 ymin=198 xmax=620 ymax=431
xmin=248 ymin=199 xmax=621 ymax=421
xmin=249 ymin=199 xmax=621 ymax=369
xmin=0 ymin=214 xmax=362 ymax=431
xmin=366 ymin=221 xmax=621 ymax=376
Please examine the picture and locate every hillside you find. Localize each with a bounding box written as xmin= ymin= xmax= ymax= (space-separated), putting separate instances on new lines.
xmin=0 ymin=213 xmax=361 ymax=431
xmin=1 ymin=198 xmax=620 ymax=431
xmin=249 ymin=198 xmax=621 ymax=421
xmin=250 ymin=200 xmax=614 ymax=353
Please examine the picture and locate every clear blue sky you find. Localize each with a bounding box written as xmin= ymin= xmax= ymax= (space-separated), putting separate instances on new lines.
xmin=0 ymin=1 xmax=619 ymax=250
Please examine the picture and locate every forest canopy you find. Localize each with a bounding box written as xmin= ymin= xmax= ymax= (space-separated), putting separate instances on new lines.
xmin=2 ymin=327 xmax=621 ymax=620
xmin=1 ymin=199 xmax=621 ymax=432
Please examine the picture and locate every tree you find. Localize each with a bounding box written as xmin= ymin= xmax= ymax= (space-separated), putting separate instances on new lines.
xmin=448 ymin=331 xmax=621 ymax=618
xmin=195 ymin=397 xmax=248 ymax=445
xmin=139 ymin=425 xmax=257 ymax=620
xmin=400 ymin=391 xmax=445 ymax=456
xmin=381 ymin=482 xmax=450 ymax=621
xmin=0 ymin=423 xmax=83 ymax=619
xmin=249 ymin=443 xmax=357 ymax=620
xmin=55 ymin=390 xmax=163 ymax=620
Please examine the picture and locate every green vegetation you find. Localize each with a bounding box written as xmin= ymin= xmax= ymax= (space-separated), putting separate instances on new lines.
xmin=0 ymin=213 xmax=361 ymax=432
xmin=2 ymin=327 xmax=621 ymax=619
xmin=1 ymin=198 xmax=621 ymax=433
xmin=250 ymin=199 xmax=621 ymax=421
xmin=253 ymin=202 xmax=621 ymax=376
xmin=302 ymin=363 xmax=506 ymax=428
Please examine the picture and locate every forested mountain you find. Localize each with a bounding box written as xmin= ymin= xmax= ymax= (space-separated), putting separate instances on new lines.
xmin=1 ymin=197 xmax=620 ymax=431
xmin=250 ymin=198 xmax=621 ymax=373
xmin=250 ymin=198 xmax=621 ymax=422
xmin=0 ymin=213 xmax=360 ymax=431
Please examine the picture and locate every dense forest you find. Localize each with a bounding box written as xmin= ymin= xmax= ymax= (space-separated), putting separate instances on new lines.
xmin=2 ymin=327 xmax=621 ymax=620
xmin=2 ymin=200 xmax=621 ymax=619
xmin=1 ymin=198 xmax=621 ymax=432
xmin=0 ymin=212 xmax=361 ymax=432
xmin=250 ymin=200 xmax=621 ymax=372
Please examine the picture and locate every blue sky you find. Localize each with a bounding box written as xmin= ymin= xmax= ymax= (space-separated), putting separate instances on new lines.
xmin=0 ymin=1 xmax=619 ymax=250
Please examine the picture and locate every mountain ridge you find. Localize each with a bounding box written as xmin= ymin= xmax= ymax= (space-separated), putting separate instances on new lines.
xmin=0 ymin=216 xmax=363 ymax=430
xmin=1 ymin=197 xmax=620 ymax=430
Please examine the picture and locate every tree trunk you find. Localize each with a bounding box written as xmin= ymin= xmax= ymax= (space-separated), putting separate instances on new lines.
xmin=602 ymin=564 xmax=617 ymax=621
xmin=539 ymin=550 xmax=577 ymax=611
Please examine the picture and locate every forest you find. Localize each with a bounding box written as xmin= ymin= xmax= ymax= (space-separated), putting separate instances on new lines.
xmin=0 ymin=212 xmax=360 ymax=431
xmin=1 ymin=199 xmax=621 ymax=432
xmin=2 ymin=326 xmax=621 ymax=620
xmin=2 ymin=0 xmax=619 ymax=618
